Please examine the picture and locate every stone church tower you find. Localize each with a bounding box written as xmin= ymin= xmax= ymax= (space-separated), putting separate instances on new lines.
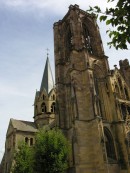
xmin=34 ymin=57 xmax=56 ymax=128
xmin=54 ymin=4 xmax=130 ymax=173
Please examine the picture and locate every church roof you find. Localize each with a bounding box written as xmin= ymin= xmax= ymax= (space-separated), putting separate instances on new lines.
xmin=40 ymin=57 xmax=54 ymax=94
xmin=10 ymin=118 xmax=37 ymax=132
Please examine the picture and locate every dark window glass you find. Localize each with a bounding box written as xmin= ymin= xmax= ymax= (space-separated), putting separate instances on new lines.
xmin=51 ymin=102 xmax=55 ymax=113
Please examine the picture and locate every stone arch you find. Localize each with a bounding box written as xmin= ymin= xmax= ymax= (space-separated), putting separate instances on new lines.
xmin=82 ymin=17 xmax=104 ymax=56
xmin=82 ymin=23 xmax=92 ymax=53
xmin=104 ymin=127 xmax=116 ymax=160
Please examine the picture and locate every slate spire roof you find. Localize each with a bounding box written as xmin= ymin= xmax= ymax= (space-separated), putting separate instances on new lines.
xmin=40 ymin=56 xmax=54 ymax=94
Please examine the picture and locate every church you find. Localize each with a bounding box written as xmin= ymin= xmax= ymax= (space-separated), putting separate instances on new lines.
xmin=1 ymin=4 xmax=130 ymax=173
xmin=0 ymin=55 xmax=56 ymax=173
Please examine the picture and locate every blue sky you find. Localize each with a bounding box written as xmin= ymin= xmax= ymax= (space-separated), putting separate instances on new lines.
xmin=0 ymin=0 xmax=130 ymax=162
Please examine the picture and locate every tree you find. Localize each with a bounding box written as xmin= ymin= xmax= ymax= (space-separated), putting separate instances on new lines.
xmin=34 ymin=128 xmax=71 ymax=173
xmin=12 ymin=143 xmax=34 ymax=173
xmin=87 ymin=0 xmax=130 ymax=50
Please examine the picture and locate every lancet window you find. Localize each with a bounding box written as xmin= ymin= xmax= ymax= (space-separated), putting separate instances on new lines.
xmin=104 ymin=128 xmax=116 ymax=160
xmin=83 ymin=23 xmax=92 ymax=53
xmin=41 ymin=102 xmax=47 ymax=113
xmin=51 ymin=102 xmax=55 ymax=113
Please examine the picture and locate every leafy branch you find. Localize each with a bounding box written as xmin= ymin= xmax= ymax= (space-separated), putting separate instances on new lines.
xmin=87 ymin=0 xmax=130 ymax=50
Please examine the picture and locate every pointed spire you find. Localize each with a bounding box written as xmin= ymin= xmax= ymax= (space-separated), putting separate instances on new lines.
xmin=40 ymin=54 xmax=54 ymax=94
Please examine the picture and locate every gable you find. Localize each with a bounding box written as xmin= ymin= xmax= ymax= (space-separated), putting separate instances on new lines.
xmin=6 ymin=120 xmax=14 ymax=137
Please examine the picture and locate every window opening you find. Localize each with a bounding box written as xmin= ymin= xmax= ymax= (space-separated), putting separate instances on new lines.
xmin=25 ymin=137 xmax=29 ymax=144
xmin=51 ymin=102 xmax=55 ymax=113
xmin=41 ymin=102 xmax=47 ymax=113
xmin=43 ymin=94 xmax=45 ymax=100
xmin=30 ymin=138 xmax=33 ymax=146
xmin=53 ymin=95 xmax=55 ymax=100
xmin=83 ymin=24 xmax=93 ymax=53
xmin=104 ymin=128 xmax=116 ymax=160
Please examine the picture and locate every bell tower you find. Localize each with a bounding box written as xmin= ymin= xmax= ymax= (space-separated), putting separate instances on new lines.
xmin=34 ymin=56 xmax=56 ymax=128
xmin=54 ymin=4 xmax=115 ymax=173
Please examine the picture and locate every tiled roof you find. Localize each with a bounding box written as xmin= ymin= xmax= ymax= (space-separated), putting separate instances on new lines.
xmin=10 ymin=118 xmax=37 ymax=132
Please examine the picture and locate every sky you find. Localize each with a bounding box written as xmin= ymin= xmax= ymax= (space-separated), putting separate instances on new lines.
xmin=0 ymin=0 xmax=130 ymax=162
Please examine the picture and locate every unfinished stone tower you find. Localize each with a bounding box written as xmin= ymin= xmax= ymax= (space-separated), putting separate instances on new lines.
xmin=54 ymin=4 xmax=130 ymax=173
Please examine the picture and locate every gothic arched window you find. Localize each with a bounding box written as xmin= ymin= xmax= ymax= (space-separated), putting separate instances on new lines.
xmin=53 ymin=95 xmax=55 ymax=100
xmin=83 ymin=23 xmax=93 ymax=53
xmin=51 ymin=102 xmax=55 ymax=113
xmin=104 ymin=128 xmax=116 ymax=160
xmin=30 ymin=138 xmax=33 ymax=146
xmin=43 ymin=94 xmax=45 ymax=100
xmin=25 ymin=137 xmax=29 ymax=144
xmin=41 ymin=102 xmax=47 ymax=113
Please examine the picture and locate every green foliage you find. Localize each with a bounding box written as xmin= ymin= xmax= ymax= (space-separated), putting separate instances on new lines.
xmin=34 ymin=128 xmax=71 ymax=173
xmin=87 ymin=0 xmax=130 ymax=50
xmin=11 ymin=129 xmax=70 ymax=173
xmin=12 ymin=143 xmax=34 ymax=173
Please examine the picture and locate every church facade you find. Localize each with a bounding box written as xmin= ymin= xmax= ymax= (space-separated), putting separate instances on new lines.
xmin=1 ymin=4 xmax=130 ymax=173
xmin=54 ymin=4 xmax=130 ymax=173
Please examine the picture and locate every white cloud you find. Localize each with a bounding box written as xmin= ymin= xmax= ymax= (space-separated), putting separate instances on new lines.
xmin=1 ymin=0 xmax=116 ymax=15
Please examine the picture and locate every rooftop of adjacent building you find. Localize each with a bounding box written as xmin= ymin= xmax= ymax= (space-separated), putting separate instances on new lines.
xmin=9 ymin=118 xmax=37 ymax=132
